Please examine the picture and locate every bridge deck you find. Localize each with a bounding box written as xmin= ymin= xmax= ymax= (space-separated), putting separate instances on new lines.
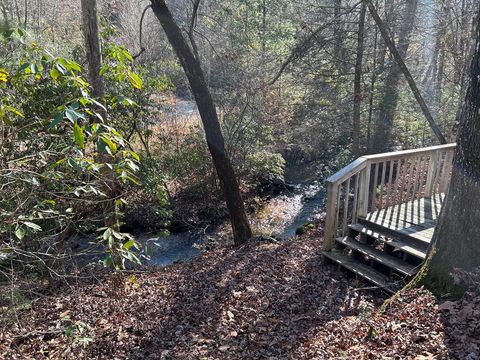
xmin=364 ymin=193 xmax=445 ymax=244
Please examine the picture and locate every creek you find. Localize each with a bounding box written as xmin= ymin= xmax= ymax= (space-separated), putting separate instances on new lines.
xmin=146 ymin=162 xmax=326 ymax=266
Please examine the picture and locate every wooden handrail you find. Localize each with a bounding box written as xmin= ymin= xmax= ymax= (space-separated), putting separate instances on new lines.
xmin=362 ymin=143 xmax=456 ymax=162
xmin=327 ymin=158 xmax=367 ymax=185
xmin=323 ymin=143 xmax=456 ymax=250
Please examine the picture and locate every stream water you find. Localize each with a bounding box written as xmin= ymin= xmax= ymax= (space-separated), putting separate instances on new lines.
xmin=146 ymin=162 xmax=326 ymax=266
xmin=144 ymin=99 xmax=326 ymax=266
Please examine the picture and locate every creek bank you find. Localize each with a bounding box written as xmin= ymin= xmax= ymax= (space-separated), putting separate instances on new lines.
xmin=144 ymin=161 xmax=328 ymax=266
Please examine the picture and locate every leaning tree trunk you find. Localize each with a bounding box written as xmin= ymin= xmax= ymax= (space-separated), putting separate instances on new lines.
xmin=352 ymin=2 xmax=366 ymax=157
xmin=149 ymin=0 xmax=252 ymax=245
xmin=81 ymin=0 xmax=104 ymax=99
xmin=370 ymin=0 xmax=418 ymax=152
xmin=368 ymin=0 xmax=446 ymax=152
xmin=421 ymin=6 xmax=480 ymax=296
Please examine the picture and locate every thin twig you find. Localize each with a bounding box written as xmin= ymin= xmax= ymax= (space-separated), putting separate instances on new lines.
xmin=133 ymin=5 xmax=152 ymax=60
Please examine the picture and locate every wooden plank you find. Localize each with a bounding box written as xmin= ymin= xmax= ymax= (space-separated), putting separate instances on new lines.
xmin=323 ymin=182 xmax=339 ymax=250
xmin=440 ymin=150 xmax=454 ymax=193
xmin=426 ymin=150 xmax=440 ymax=196
xmin=386 ymin=160 xmax=395 ymax=207
xmin=335 ymin=185 xmax=341 ymax=236
xmin=358 ymin=163 xmax=371 ymax=217
xmin=352 ymin=174 xmax=360 ymax=223
xmin=380 ymin=161 xmax=387 ymax=206
xmin=362 ymin=143 xmax=456 ymax=162
xmin=368 ymin=200 xmax=443 ymax=227
xmin=348 ymin=224 xmax=427 ymax=260
xmin=327 ymin=157 xmax=367 ymax=184
xmin=410 ymin=156 xmax=421 ymax=202
xmin=371 ymin=162 xmax=379 ymax=211
xmin=321 ymin=250 xmax=395 ymax=292
xmin=367 ymin=194 xmax=444 ymax=221
xmin=369 ymin=203 xmax=435 ymax=226
xmin=336 ymin=236 xmax=419 ymax=276
xmin=359 ymin=217 xmax=432 ymax=248
xmin=365 ymin=205 xmax=436 ymax=243
xmin=342 ymin=179 xmax=351 ymax=236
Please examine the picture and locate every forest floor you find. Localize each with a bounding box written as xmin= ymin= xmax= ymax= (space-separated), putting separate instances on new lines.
xmin=1 ymin=228 xmax=479 ymax=359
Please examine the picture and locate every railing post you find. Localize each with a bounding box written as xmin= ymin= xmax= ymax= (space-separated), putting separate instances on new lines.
xmin=323 ymin=181 xmax=338 ymax=251
xmin=357 ymin=161 xmax=371 ymax=218
xmin=426 ymin=150 xmax=440 ymax=196
xmin=441 ymin=149 xmax=454 ymax=193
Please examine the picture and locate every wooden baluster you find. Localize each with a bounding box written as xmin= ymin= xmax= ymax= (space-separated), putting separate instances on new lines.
xmin=411 ymin=156 xmax=422 ymax=202
xmin=408 ymin=157 xmax=417 ymax=202
xmin=351 ymin=173 xmax=360 ymax=224
xmin=342 ymin=178 xmax=351 ymax=236
xmin=371 ymin=162 xmax=379 ymax=211
xmin=436 ymin=151 xmax=447 ymax=195
xmin=439 ymin=151 xmax=453 ymax=194
xmin=417 ymin=155 xmax=428 ymax=197
xmin=358 ymin=163 xmax=371 ymax=218
xmin=378 ymin=161 xmax=387 ymax=209
xmin=399 ymin=158 xmax=406 ymax=205
xmin=395 ymin=158 xmax=405 ymax=206
xmin=334 ymin=183 xmax=342 ymax=238
xmin=441 ymin=150 xmax=454 ymax=193
xmin=426 ymin=150 xmax=440 ymax=197
xmin=406 ymin=156 xmax=414 ymax=201
xmin=386 ymin=160 xmax=394 ymax=207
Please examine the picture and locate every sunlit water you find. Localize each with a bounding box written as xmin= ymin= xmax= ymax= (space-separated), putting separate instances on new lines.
xmin=146 ymin=162 xmax=326 ymax=266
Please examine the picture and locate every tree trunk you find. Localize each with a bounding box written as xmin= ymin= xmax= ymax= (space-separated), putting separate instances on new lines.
xmin=455 ymin=8 xmax=477 ymax=128
xmin=333 ymin=0 xmax=342 ymax=63
xmin=81 ymin=0 xmax=105 ymax=99
xmin=375 ymin=0 xmax=394 ymax=75
xmin=352 ymin=3 xmax=366 ymax=157
xmin=149 ymin=0 xmax=252 ymax=246
xmin=368 ymin=0 xmax=446 ymax=152
xmin=422 ymin=6 xmax=480 ymax=296
xmin=366 ymin=8 xmax=379 ymax=153
xmin=0 ymin=0 xmax=10 ymax=27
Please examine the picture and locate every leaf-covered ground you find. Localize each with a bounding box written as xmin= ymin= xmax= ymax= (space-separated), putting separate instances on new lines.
xmin=1 ymin=232 xmax=479 ymax=359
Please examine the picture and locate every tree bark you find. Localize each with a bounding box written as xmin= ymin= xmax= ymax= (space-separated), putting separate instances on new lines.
xmin=455 ymin=8 xmax=477 ymax=127
xmin=366 ymin=6 xmax=379 ymax=153
xmin=367 ymin=0 xmax=446 ymax=152
xmin=352 ymin=3 xmax=366 ymax=157
xmin=422 ymin=6 xmax=480 ymax=296
xmin=149 ymin=0 xmax=252 ymax=246
xmin=81 ymin=0 xmax=105 ymax=99
xmin=0 ymin=0 xmax=10 ymax=27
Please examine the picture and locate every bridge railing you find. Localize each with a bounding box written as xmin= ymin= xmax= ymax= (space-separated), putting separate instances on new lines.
xmin=323 ymin=143 xmax=456 ymax=250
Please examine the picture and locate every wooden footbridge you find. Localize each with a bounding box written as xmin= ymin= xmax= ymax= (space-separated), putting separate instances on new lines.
xmin=322 ymin=144 xmax=456 ymax=292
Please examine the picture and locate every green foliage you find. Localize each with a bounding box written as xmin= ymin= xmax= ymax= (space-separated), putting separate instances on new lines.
xmin=62 ymin=315 xmax=93 ymax=348
xmin=244 ymin=151 xmax=285 ymax=179
xmin=0 ymin=27 xmax=146 ymax=271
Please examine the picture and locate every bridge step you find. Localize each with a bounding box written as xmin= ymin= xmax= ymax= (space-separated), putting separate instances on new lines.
xmin=358 ymin=217 xmax=430 ymax=251
xmin=321 ymin=250 xmax=396 ymax=293
xmin=335 ymin=236 xmax=419 ymax=277
xmin=322 ymin=221 xmax=429 ymax=292
xmin=348 ymin=223 xmax=427 ymax=260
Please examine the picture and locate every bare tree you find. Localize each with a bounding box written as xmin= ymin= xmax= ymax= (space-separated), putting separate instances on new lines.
xmin=149 ymin=0 xmax=252 ymax=246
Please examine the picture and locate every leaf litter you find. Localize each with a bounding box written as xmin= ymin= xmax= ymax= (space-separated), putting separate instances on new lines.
xmin=1 ymin=230 xmax=478 ymax=359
